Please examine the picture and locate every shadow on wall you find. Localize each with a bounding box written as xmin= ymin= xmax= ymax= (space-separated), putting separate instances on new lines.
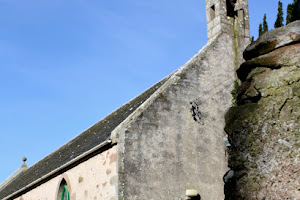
xmin=180 ymin=194 xmax=201 ymax=200
xmin=190 ymin=195 xmax=201 ymax=200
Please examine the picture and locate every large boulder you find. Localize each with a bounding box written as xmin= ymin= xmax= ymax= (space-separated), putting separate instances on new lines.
xmin=238 ymin=43 xmax=300 ymax=81
xmin=225 ymin=63 xmax=300 ymax=199
xmin=225 ymin=19 xmax=300 ymax=200
xmin=243 ymin=20 xmax=300 ymax=60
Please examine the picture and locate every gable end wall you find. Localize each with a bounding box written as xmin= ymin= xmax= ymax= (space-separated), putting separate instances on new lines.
xmin=116 ymin=33 xmax=239 ymax=200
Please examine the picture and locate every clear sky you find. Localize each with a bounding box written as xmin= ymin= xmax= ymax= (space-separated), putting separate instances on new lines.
xmin=0 ymin=0 xmax=294 ymax=183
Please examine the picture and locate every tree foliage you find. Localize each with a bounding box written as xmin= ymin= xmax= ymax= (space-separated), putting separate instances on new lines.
xmin=286 ymin=0 xmax=298 ymax=24
xmin=262 ymin=14 xmax=269 ymax=34
xmin=258 ymin=0 xmax=299 ymax=37
xmin=274 ymin=1 xmax=284 ymax=28
xmin=258 ymin=14 xmax=268 ymax=37
xmin=259 ymin=24 xmax=263 ymax=37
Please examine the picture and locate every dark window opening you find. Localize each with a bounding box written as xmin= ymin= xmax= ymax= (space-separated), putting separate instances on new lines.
xmin=226 ymin=0 xmax=237 ymax=17
xmin=57 ymin=179 xmax=70 ymax=200
xmin=210 ymin=5 xmax=216 ymax=21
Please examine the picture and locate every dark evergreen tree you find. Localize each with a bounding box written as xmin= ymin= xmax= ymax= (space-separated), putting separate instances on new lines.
xmin=262 ymin=14 xmax=269 ymax=34
xmin=251 ymin=36 xmax=254 ymax=43
xmin=286 ymin=0 xmax=297 ymax=24
xmin=296 ymin=0 xmax=300 ymax=20
xmin=274 ymin=1 xmax=284 ymax=28
xmin=259 ymin=23 xmax=263 ymax=37
xmin=286 ymin=2 xmax=295 ymax=24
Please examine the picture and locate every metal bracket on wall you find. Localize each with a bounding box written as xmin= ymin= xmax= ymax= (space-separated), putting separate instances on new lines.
xmin=190 ymin=101 xmax=204 ymax=125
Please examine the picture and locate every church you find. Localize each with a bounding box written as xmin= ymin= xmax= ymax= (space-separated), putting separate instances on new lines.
xmin=0 ymin=0 xmax=250 ymax=199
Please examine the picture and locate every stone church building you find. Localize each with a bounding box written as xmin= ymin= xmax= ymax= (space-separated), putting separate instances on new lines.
xmin=0 ymin=0 xmax=250 ymax=199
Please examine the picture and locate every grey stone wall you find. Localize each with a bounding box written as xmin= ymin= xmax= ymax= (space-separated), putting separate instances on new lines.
xmin=113 ymin=33 xmax=239 ymax=200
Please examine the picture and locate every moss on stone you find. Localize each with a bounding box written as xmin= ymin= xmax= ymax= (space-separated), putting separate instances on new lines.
xmin=226 ymin=37 xmax=299 ymax=199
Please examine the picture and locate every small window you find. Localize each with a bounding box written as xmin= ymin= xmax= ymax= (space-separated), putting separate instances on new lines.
xmin=57 ymin=179 xmax=70 ymax=200
xmin=210 ymin=5 xmax=216 ymax=21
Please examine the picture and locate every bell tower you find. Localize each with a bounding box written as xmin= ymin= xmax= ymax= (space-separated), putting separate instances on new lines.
xmin=206 ymin=0 xmax=250 ymax=43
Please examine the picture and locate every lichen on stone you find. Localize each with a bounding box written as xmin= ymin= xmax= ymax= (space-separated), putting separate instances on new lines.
xmin=225 ymin=22 xmax=300 ymax=199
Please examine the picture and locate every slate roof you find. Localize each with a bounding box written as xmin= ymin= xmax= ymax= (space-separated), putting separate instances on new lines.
xmin=0 ymin=78 xmax=167 ymax=199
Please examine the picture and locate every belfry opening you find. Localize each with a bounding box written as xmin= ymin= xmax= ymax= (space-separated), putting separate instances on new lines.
xmin=226 ymin=0 xmax=237 ymax=17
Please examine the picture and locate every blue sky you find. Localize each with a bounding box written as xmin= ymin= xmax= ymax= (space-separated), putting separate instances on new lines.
xmin=0 ymin=0 xmax=294 ymax=183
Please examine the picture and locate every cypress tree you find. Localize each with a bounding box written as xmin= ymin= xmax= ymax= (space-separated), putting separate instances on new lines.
xmin=286 ymin=0 xmax=297 ymax=24
xmin=296 ymin=0 xmax=300 ymax=20
xmin=274 ymin=1 xmax=284 ymax=28
xmin=259 ymin=24 xmax=263 ymax=37
xmin=262 ymin=14 xmax=269 ymax=34
xmin=286 ymin=2 xmax=295 ymax=24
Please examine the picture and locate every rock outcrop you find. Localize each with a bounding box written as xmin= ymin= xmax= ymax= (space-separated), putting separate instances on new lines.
xmin=243 ymin=20 xmax=300 ymax=61
xmin=225 ymin=21 xmax=300 ymax=199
